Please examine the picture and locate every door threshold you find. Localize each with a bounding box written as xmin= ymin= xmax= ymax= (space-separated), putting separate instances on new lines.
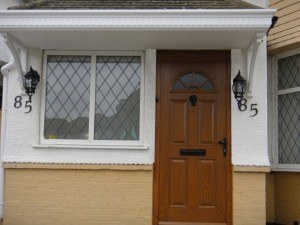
xmin=159 ymin=223 xmax=226 ymax=225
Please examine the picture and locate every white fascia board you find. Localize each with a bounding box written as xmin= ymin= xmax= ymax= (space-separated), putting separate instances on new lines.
xmin=0 ymin=9 xmax=276 ymax=31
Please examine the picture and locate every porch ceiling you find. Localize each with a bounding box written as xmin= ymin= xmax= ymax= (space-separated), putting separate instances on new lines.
xmin=0 ymin=9 xmax=276 ymax=50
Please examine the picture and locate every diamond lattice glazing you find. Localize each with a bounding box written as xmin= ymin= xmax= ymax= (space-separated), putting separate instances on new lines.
xmin=44 ymin=55 xmax=91 ymax=139
xmin=278 ymin=93 xmax=300 ymax=164
xmin=278 ymin=53 xmax=300 ymax=90
xmin=95 ymin=56 xmax=141 ymax=140
xmin=278 ymin=53 xmax=300 ymax=164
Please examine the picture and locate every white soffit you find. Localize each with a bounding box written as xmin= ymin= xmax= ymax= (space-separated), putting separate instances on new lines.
xmin=0 ymin=9 xmax=276 ymax=50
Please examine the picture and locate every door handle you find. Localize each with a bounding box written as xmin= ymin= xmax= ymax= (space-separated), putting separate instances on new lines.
xmin=218 ymin=138 xmax=227 ymax=156
xmin=189 ymin=95 xmax=197 ymax=106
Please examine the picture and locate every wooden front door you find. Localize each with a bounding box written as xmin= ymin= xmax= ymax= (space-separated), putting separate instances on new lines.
xmin=155 ymin=51 xmax=231 ymax=225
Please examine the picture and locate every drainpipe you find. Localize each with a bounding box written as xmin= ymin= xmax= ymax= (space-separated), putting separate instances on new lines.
xmin=0 ymin=60 xmax=16 ymax=218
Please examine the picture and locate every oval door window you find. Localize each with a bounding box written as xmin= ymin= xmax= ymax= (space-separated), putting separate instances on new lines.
xmin=173 ymin=72 xmax=214 ymax=91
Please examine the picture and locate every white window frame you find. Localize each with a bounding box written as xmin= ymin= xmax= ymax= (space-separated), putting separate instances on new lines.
xmin=271 ymin=48 xmax=300 ymax=171
xmin=40 ymin=50 xmax=146 ymax=148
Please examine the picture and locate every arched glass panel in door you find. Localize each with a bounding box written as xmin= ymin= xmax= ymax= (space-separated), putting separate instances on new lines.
xmin=173 ymin=72 xmax=214 ymax=91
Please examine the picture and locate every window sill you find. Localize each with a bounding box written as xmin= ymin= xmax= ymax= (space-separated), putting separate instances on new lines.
xmin=33 ymin=144 xmax=149 ymax=150
xmin=271 ymin=164 xmax=300 ymax=172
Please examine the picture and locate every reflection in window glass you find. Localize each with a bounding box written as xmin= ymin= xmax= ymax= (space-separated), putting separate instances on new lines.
xmin=95 ymin=56 xmax=141 ymax=140
xmin=44 ymin=56 xmax=91 ymax=139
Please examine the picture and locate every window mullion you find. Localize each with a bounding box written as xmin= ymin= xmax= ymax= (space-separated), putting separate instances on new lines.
xmin=272 ymin=56 xmax=279 ymax=167
xmin=88 ymin=55 xmax=96 ymax=141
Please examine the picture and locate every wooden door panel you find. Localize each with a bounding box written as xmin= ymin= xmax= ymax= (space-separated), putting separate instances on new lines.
xmin=198 ymin=101 xmax=216 ymax=145
xmin=169 ymin=159 xmax=188 ymax=207
xmin=170 ymin=100 xmax=188 ymax=145
xmin=197 ymin=159 xmax=216 ymax=207
xmin=157 ymin=51 xmax=230 ymax=225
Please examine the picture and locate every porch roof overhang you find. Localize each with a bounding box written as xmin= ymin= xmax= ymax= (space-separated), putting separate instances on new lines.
xmin=0 ymin=9 xmax=276 ymax=50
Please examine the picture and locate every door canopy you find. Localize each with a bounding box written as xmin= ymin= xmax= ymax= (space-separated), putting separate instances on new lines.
xmin=0 ymin=0 xmax=275 ymax=50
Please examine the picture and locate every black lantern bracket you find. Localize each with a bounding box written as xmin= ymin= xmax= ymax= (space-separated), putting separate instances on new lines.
xmin=2 ymin=33 xmax=41 ymax=102
xmin=24 ymin=66 xmax=40 ymax=102
xmin=232 ymin=70 xmax=247 ymax=111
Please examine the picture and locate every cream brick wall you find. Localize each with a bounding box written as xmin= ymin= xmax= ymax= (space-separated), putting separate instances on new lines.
xmin=4 ymin=165 xmax=272 ymax=225
xmin=274 ymin=172 xmax=300 ymax=225
xmin=233 ymin=171 xmax=267 ymax=225
xmin=4 ymin=168 xmax=153 ymax=225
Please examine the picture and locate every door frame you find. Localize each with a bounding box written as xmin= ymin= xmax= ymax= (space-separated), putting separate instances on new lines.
xmin=153 ymin=50 xmax=232 ymax=225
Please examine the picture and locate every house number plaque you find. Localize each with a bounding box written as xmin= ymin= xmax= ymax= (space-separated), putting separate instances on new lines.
xmin=250 ymin=103 xmax=258 ymax=117
xmin=14 ymin=95 xmax=32 ymax=114
xmin=241 ymin=103 xmax=258 ymax=117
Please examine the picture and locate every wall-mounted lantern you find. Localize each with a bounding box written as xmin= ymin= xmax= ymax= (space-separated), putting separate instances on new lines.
xmin=24 ymin=66 xmax=40 ymax=102
xmin=232 ymin=70 xmax=247 ymax=111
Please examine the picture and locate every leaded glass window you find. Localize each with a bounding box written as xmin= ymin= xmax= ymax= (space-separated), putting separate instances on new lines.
xmin=95 ymin=56 xmax=140 ymax=140
xmin=44 ymin=54 xmax=142 ymax=142
xmin=277 ymin=53 xmax=300 ymax=164
xmin=173 ymin=72 xmax=214 ymax=91
xmin=45 ymin=56 xmax=91 ymax=139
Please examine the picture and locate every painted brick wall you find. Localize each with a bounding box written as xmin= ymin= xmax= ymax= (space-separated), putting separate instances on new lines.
xmin=233 ymin=172 xmax=266 ymax=225
xmin=4 ymin=168 xmax=153 ymax=225
xmin=274 ymin=172 xmax=300 ymax=225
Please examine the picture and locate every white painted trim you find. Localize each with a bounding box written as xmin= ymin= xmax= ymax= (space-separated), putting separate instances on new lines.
xmin=278 ymin=87 xmax=300 ymax=96
xmin=0 ymin=9 xmax=276 ymax=31
xmin=271 ymin=48 xmax=300 ymax=171
xmin=271 ymin=57 xmax=278 ymax=166
xmin=272 ymin=164 xmax=300 ymax=172
xmin=139 ymin=53 xmax=145 ymax=146
xmin=1 ymin=33 xmax=26 ymax=91
xmin=246 ymin=32 xmax=264 ymax=97
xmin=39 ymin=50 xmax=48 ymax=145
xmin=42 ymin=50 xmax=144 ymax=56
xmin=40 ymin=50 xmax=146 ymax=147
xmin=1 ymin=32 xmax=27 ymax=49
xmin=0 ymin=60 xmax=16 ymax=219
xmin=32 ymin=144 xmax=148 ymax=150
xmin=88 ymin=55 xmax=96 ymax=141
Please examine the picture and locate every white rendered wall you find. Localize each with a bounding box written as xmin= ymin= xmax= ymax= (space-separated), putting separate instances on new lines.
xmin=1 ymin=0 xmax=270 ymax=166
xmin=0 ymin=1 xmax=23 ymax=218
xmin=3 ymin=46 xmax=270 ymax=167
xmin=232 ymin=0 xmax=269 ymax=166
xmin=231 ymin=43 xmax=270 ymax=166
xmin=3 ymin=49 xmax=156 ymax=165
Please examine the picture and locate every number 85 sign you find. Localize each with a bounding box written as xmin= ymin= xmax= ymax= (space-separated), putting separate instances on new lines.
xmin=14 ymin=95 xmax=32 ymax=114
